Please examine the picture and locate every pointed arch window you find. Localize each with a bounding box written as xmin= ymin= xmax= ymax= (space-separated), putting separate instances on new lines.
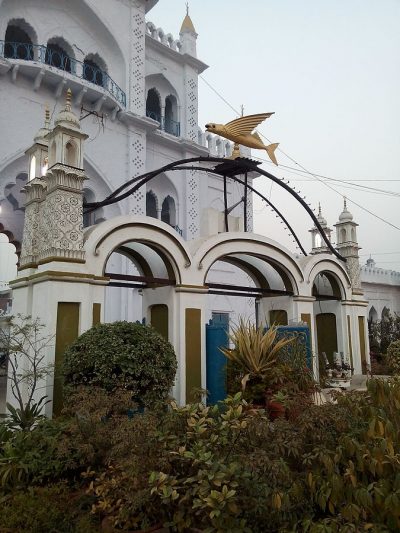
xmin=4 ymin=24 xmax=34 ymax=60
xmin=45 ymin=41 xmax=72 ymax=72
xmin=83 ymin=55 xmax=106 ymax=87
xmin=146 ymin=191 xmax=158 ymax=219
xmin=161 ymin=195 xmax=176 ymax=227
xmin=146 ymin=88 xmax=161 ymax=123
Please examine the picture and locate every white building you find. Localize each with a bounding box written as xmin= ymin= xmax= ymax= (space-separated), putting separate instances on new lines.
xmin=1 ymin=0 xmax=393 ymax=413
xmin=0 ymin=0 xmax=254 ymax=324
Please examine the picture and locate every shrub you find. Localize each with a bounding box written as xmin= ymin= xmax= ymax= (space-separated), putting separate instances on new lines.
xmin=63 ymin=321 xmax=177 ymax=407
xmin=387 ymin=340 xmax=400 ymax=374
xmin=0 ymin=483 xmax=99 ymax=532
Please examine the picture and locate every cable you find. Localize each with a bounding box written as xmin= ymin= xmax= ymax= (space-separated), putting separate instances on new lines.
xmin=199 ymin=74 xmax=400 ymax=231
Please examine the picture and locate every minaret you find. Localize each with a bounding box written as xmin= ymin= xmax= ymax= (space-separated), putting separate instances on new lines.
xmin=309 ymin=203 xmax=333 ymax=254
xmin=179 ymin=3 xmax=198 ymax=57
xmin=37 ymin=88 xmax=88 ymax=264
xmin=20 ymin=108 xmax=51 ymax=268
xmin=334 ymin=198 xmax=362 ymax=294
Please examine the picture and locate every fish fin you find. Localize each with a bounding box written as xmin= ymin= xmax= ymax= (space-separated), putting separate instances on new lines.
xmin=266 ymin=143 xmax=279 ymax=165
xmin=252 ymin=131 xmax=262 ymax=142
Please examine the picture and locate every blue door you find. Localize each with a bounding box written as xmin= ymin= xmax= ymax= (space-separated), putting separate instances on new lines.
xmin=206 ymin=313 xmax=229 ymax=405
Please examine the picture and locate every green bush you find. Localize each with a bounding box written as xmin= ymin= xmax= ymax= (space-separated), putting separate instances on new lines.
xmin=0 ymin=483 xmax=99 ymax=532
xmin=63 ymin=321 xmax=177 ymax=407
xmin=387 ymin=339 xmax=400 ymax=374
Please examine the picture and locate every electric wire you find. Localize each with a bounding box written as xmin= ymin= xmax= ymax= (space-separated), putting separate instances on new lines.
xmin=199 ymin=75 xmax=400 ymax=230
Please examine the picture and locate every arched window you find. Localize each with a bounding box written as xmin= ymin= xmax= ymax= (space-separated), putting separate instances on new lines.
xmin=340 ymin=228 xmax=346 ymax=243
xmin=83 ymin=55 xmax=106 ymax=87
xmin=146 ymin=88 xmax=161 ymax=122
xmin=65 ymin=141 xmax=77 ymax=167
xmin=4 ymin=24 xmax=34 ymax=60
xmin=351 ymin=228 xmax=356 ymax=242
xmin=146 ymin=191 xmax=157 ymax=218
xmin=164 ymin=94 xmax=179 ymax=136
xmin=161 ymin=195 xmax=176 ymax=226
xmin=29 ymin=155 xmax=36 ymax=181
xmin=45 ymin=41 xmax=72 ymax=72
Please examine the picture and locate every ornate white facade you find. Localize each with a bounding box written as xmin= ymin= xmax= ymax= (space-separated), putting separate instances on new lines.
xmin=0 ymin=0 xmax=253 ymax=323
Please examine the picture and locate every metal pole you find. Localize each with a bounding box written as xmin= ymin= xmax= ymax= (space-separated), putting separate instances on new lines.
xmin=243 ymin=171 xmax=248 ymax=232
xmin=223 ymin=174 xmax=229 ymax=232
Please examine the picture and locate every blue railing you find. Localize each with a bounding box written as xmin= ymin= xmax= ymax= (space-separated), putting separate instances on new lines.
xmin=0 ymin=40 xmax=126 ymax=107
xmin=146 ymin=110 xmax=180 ymax=137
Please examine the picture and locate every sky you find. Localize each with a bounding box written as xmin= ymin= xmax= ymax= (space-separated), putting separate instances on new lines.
xmin=149 ymin=0 xmax=400 ymax=270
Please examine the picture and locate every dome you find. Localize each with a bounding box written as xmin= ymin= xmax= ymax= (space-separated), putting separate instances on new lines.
xmin=338 ymin=198 xmax=353 ymax=222
xmin=54 ymin=89 xmax=80 ymax=130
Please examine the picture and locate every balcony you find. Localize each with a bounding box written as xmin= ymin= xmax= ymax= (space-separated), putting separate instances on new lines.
xmin=0 ymin=41 xmax=126 ymax=108
xmin=146 ymin=110 xmax=180 ymax=137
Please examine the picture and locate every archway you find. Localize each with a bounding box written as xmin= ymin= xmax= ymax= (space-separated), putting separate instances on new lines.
xmin=4 ymin=19 xmax=36 ymax=60
xmin=146 ymin=88 xmax=161 ymax=122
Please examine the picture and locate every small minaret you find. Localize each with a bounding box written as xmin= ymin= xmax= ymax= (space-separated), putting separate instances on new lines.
xmin=334 ymin=198 xmax=362 ymax=294
xmin=309 ymin=203 xmax=333 ymax=254
xmin=20 ymin=108 xmax=51 ymax=268
xmin=179 ymin=3 xmax=198 ymax=57
xmin=37 ymin=89 xmax=88 ymax=264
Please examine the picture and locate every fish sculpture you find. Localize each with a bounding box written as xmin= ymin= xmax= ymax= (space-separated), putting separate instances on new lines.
xmin=205 ymin=112 xmax=279 ymax=165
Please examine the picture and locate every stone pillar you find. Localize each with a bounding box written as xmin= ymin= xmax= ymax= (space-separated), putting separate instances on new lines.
xmin=172 ymin=286 xmax=207 ymax=405
xmin=19 ymin=178 xmax=46 ymax=268
xmin=37 ymin=165 xmax=86 ymax=264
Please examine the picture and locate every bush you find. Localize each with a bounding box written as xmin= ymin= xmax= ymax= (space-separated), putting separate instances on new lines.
xmin=63 ymin=321 xmax=177 ymax=407
xmin=0 ymin=483 xmax=99 ymax=532
xmin=387 ymin=340 xmax=400 ymax=374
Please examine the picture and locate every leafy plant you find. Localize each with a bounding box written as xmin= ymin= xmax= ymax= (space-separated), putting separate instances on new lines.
xmin=0 ymin=314 xmax=54 ymax=427
xmin=387 ymin=340 xmax=400 ymax=374
xmin=220 ymin=319 xmax=293 ymax=390
xmin=63 ymin=321 xmax=177 ymax=407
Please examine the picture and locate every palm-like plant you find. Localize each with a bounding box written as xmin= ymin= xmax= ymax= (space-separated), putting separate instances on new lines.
xmin=220 ymin=319 xmax=294 ymax=390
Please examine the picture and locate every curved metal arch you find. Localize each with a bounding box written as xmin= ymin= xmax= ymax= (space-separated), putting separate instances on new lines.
xmin=84 ymin=157 xmax=345 ymax=262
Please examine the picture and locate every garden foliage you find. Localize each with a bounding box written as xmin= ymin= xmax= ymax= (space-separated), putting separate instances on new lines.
xmin=63 ymin=321 xmax=177 ymax=407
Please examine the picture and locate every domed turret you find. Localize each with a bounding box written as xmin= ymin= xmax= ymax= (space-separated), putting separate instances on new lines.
xmin=33 ymin=107 xmax=51 ymax=144
xmin=309 ymin=203 xmax=332 ymax=254
xmin=338 ymin=197 xmax=353 ymax=222
xmin=179 ymin=4 xmax=197 ymax=57
xmin=54 ymin=88 xmax=80 ymax=131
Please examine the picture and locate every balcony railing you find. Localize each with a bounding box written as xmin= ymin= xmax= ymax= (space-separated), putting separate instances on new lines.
xmin=0 ymin=40 xmax=126 ymax=107
xmin=146 ymin=110 xmax=180 ymax=137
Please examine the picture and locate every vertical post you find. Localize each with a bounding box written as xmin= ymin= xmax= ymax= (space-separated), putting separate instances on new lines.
xmin=243 ymin=171 xmax=248 ymax=232
xmin=223 ymin=174 xmax=229 ymax=232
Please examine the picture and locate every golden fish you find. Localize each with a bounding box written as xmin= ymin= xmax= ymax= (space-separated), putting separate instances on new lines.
xmin=205 ymin=113 xmax=279 ymax=165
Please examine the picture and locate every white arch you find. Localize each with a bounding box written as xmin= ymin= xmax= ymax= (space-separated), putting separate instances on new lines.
xmin=84 ymin=215 xmax=192 ymax=283
xmin=304 ymin=256 xmax=352 ymax=300
xmin=193 ymin=232 xmax=304 ymax=293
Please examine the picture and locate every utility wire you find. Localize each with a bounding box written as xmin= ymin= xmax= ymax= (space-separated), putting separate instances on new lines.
xmin=199 ymin=75 xmax=400 ymax=231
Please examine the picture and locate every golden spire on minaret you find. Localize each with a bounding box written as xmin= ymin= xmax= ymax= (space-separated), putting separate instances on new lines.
xmin=180 ymin=2 xmax=196 ymax=33
xmin=65 ymin=87 xmax=72 ymax=111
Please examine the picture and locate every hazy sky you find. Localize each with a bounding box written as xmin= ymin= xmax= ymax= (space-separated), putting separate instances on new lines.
xmin=149 ymin=0 xmax=400 ymax=270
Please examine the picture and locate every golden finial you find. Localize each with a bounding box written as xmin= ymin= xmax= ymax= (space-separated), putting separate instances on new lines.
xmin=186 ymin=1 xmax=189 ymax=15
xmin=205 ymin=113 xmax=279 ymax=165
xmin=65 ymin=88 xmax=72 ymax=111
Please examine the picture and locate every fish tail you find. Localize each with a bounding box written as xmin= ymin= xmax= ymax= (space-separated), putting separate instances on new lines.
xmin=265 ymin=143 xmax=279 ymax=165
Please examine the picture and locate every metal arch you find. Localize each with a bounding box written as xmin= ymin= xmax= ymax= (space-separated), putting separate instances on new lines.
xmin=84 ymin=156 xmax=346 ymax=262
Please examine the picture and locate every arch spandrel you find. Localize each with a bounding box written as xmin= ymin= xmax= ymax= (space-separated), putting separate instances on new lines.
xmin=83 ymin=215 xmax=192 ymax=283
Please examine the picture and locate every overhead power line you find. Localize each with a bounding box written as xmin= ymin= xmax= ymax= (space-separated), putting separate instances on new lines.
xmin=199 ymin=74 xmax=400 ymax=231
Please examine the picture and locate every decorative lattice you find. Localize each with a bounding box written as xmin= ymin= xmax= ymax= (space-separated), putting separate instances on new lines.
xmin=131 ymin=189 xmax=145 ymax=215
xmin=131 ymin=10 xmax=145 ymax=114
xmin=132 ymin=138 xmax=145 ymax=176
xmin=186 ymin=78 xmax=198 ymax=142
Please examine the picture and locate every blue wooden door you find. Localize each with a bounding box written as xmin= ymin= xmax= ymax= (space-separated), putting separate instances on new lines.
xmin=206 ymin=314 xmax=229 ymax=405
